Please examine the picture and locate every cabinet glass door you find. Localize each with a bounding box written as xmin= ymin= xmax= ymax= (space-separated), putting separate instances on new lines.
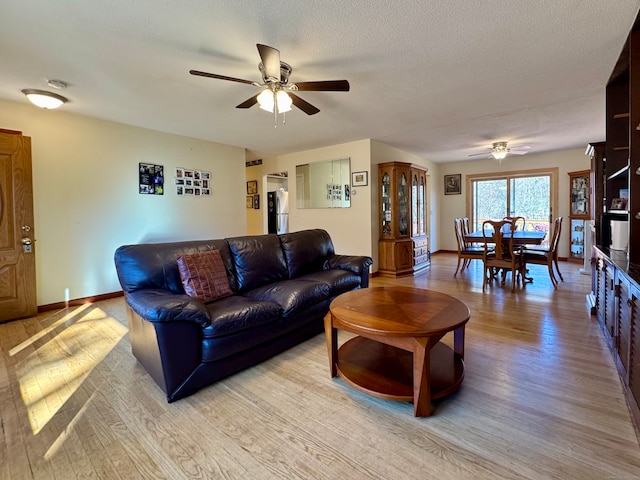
xmin=570 ymin=172 xmax=590 ymax=218
xmin=570 ymin=218 xmax=585 ymax=259
xmin=398 ymin=172 xmax=408 ymax=236
xmin=381 ymin=172 xmax=392 ymax=237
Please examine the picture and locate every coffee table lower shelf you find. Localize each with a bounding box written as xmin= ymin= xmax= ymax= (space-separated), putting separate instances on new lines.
xmin=336 ymin=336 xmax=464 ymax=405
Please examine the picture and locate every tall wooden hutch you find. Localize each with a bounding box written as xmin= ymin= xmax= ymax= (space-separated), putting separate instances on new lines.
xmin=589 ymin=16 xmax=640 ymax=430
xmin=378 ymin=162 xmax=429 ymax=277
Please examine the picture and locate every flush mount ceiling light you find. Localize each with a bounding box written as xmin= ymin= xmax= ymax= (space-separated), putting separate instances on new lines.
xmin=21 ymin=88 xmax=68 ymax=109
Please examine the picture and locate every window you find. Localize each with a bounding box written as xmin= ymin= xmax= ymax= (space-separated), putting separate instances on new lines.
xmin=468 ymin=168 xmax=558 ymax=247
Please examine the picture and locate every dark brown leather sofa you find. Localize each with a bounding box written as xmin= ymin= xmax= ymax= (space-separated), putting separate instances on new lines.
xmin=114 ymin=229 xmax=372 ymax=402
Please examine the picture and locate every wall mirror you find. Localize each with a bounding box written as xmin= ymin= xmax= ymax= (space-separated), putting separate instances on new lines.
xmin=295 ymin=158 xmax=351 ymax=208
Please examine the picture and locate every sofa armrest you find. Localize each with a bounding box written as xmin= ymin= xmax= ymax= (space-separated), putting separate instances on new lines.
xmin=125 ymin=289 xmax=211 ymax=327
xmin=324 ymin=254 xmax=373 ymax=288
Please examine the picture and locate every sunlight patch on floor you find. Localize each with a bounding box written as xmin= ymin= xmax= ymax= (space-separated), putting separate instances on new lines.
xmin=14 ymin=305 xmax=127 ymax=435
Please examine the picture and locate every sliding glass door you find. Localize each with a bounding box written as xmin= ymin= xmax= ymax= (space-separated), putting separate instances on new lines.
xmin=469 ymin=169 xmax=556 ymax=246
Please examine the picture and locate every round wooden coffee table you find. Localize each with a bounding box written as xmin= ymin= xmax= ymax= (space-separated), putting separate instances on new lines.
xmin=324 ymin=286 xmax=470 ymax=417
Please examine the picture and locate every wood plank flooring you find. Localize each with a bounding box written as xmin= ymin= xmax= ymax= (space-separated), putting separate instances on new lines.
xmin=2 ymin=254 xmax=640 ymax=479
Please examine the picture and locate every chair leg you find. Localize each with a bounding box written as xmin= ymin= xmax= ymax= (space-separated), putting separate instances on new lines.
xmin=482 ymin=265 xmax=488 ymax=291
xmin=553 ymin=256 xmax=564 ymax=282
xmin=547 ymin=261 xmax=558 ymax=288
xmin=454 ymin=256 xmax=462 ymax=276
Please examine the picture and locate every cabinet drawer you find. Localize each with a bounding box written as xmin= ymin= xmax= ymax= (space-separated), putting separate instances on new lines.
xmin=413 ymin=238 xmax=429 ymax=248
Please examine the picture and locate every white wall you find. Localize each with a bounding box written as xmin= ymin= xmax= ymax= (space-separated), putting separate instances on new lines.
xmin=437 ymin=148 xmax=590 ymax=258
xmin=0 ymin=99 xmax=246 ymax=306
xmin=247 ymin=139 xmax=374 ymax=260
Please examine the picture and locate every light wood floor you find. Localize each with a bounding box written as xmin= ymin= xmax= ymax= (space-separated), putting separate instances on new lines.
xmin=2 ymin=254 xmax=640 ymax=479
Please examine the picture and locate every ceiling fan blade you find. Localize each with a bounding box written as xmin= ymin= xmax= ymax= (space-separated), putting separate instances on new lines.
xmin=468 ymin=152 xmax=490 ymax=157
xmin=236 ymin=95 xmax=258 ymax=109
xmin=509 ymin=150 xmax=529 ymax=155
xmin=294 ymin=80 xmax=350 ymax=92
xmin=190 ymin=70 xmax=255 ymax=85
xmin=257 ymin=44 xmax=281 ymax=81
xmin=289 ymin=93 xmax=320 ymax=115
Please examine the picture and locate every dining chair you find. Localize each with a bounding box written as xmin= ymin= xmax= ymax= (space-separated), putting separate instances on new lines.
xmin=523 ymin=216 xmax=564 ymax=288
xmin=482 ymin=219 xmax=526 ymax=292
xmin=454 ymin=218 xmax=485 ymax=276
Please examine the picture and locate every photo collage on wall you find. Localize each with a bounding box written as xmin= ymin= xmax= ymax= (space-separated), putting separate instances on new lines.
xmin=139 ymin=163 xmax=164 ymax=195
xmin=175 ymin=168 xmax=212 ymax=197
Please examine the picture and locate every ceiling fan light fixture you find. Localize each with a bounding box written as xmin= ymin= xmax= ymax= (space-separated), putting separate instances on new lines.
xmin=21 ymin=88 xmax=68 ymax=109
xmin=491 ymin=141 xmax=509 ymax=160
xmin=257 ymin=89 xmax=275 ymax=112
xmin=257 ymin=88 xmax=292 ymax=114
xmin=275 ymin=90 xmax=292 ymax=113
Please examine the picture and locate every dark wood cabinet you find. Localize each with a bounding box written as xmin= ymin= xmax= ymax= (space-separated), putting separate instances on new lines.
xmin=592 ymin=246 xmax=640 ymax=429
xmin=378 ymin=162 xmax=429 ymax=277
xmin=594 ymin=24 xmax=640 ymax=260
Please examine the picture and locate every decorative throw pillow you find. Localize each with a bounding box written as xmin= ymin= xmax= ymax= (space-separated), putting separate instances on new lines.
xmin=177 ymin=250 xmax=233 ymax=302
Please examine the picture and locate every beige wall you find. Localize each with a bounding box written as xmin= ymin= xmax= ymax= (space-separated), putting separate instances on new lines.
xmin=246 ymin=139 xmax=374 ymax=260
xmin=247 ymin=139 xmax=438 ymax=272
xmin=437 ymin=148 xmax=591 ymax=258
xmin=0 ymin=99 xmax=246 ymax=306
xmin=1 ymin=93 xmax=592 ymax=305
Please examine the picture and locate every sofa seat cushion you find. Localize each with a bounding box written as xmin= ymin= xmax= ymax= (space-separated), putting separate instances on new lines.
xmin=202 ymin=296 xmax=281 ymax=339
xmin=244 ymin=279 xmax=330 ymax=318
xmin=297 ymin=270 xmax=362 ymax=297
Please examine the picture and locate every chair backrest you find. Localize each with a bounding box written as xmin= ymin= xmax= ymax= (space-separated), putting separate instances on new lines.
xmin=503 ymin=216 xmax=525 ymax=231
xmin=482 ymin=219 xmax=517 ymax=259
xmin=454 ymin=218 xmax=465 ymax=253
xmin=550 ymin=216 xmax=563 ymax=253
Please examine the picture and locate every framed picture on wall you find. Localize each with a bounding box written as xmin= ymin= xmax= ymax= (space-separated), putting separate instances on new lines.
xmin=246 ymin=196 xmax=254 ymax=208
xmin=247 ymin=180 xmax=258 ymax=194
xmin=444 ymin=174 xmax=461 ymax=195
xmin=351 ymin=171 xmax=368 ymax=187
xmin=253 ymin=194 xmax=260 ymax=209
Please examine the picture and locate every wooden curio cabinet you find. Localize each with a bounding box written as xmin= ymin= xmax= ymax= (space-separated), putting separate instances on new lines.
xmin=567 ymin=170 xmax=590 ymax=262
xmin=378 ymin=162 xmax=429 ymax=277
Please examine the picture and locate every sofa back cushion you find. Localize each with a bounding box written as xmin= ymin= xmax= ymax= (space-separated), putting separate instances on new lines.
xmin=279 ymin=229 xmax=335 ymax=278
xmin=227 ymin=234 xmax=288 ymax=293
xmin=115 ymin=239 xmax=236 ymax=294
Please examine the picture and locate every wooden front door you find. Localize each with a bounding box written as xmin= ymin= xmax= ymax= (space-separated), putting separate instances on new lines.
xmin=0 ymin=130 xmax=36 ymax=322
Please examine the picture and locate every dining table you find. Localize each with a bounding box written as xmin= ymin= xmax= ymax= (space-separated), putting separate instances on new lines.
xmin=464 ymin=230 xmax=546 ymax=246
xmin=464 ymin=229 xmax=547 ymax=284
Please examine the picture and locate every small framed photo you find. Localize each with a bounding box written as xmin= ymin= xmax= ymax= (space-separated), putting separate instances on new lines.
xmin=444 ymin=174 xmax=462 ymax=195
xmin=610 ymin=198 xmax=625 ymax=210
xmin=253 ymin=194 xmax=260 ymax=209
xmin=247 ymin=180 xmax=258 ymax=194
xmin=351 ymin=171 xmax=368 ymax=187
xmin=246 ymin=196 xmax=254 ymax=208
xmin=175 ymin=167 xmax=185 ymax=178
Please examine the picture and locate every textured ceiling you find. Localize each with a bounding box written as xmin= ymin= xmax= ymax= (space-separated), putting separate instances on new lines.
xmin=1 ymin=0 xmax=639 ymax=163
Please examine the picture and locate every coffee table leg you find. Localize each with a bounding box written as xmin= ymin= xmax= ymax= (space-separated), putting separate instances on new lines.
xmin=413 ymin=338 xmax=433 ymax=417
xmin=324 ymin=313 xmax=338 ymax=377
xmin=454 ymin=325 xmax=465 ymax=358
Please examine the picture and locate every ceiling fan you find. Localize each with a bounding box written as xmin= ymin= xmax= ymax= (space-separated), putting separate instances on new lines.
xmin=468 ymin=142 xmax=531 ymax=160
xmin=189 ymin=44 xmax=349 ymax=120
